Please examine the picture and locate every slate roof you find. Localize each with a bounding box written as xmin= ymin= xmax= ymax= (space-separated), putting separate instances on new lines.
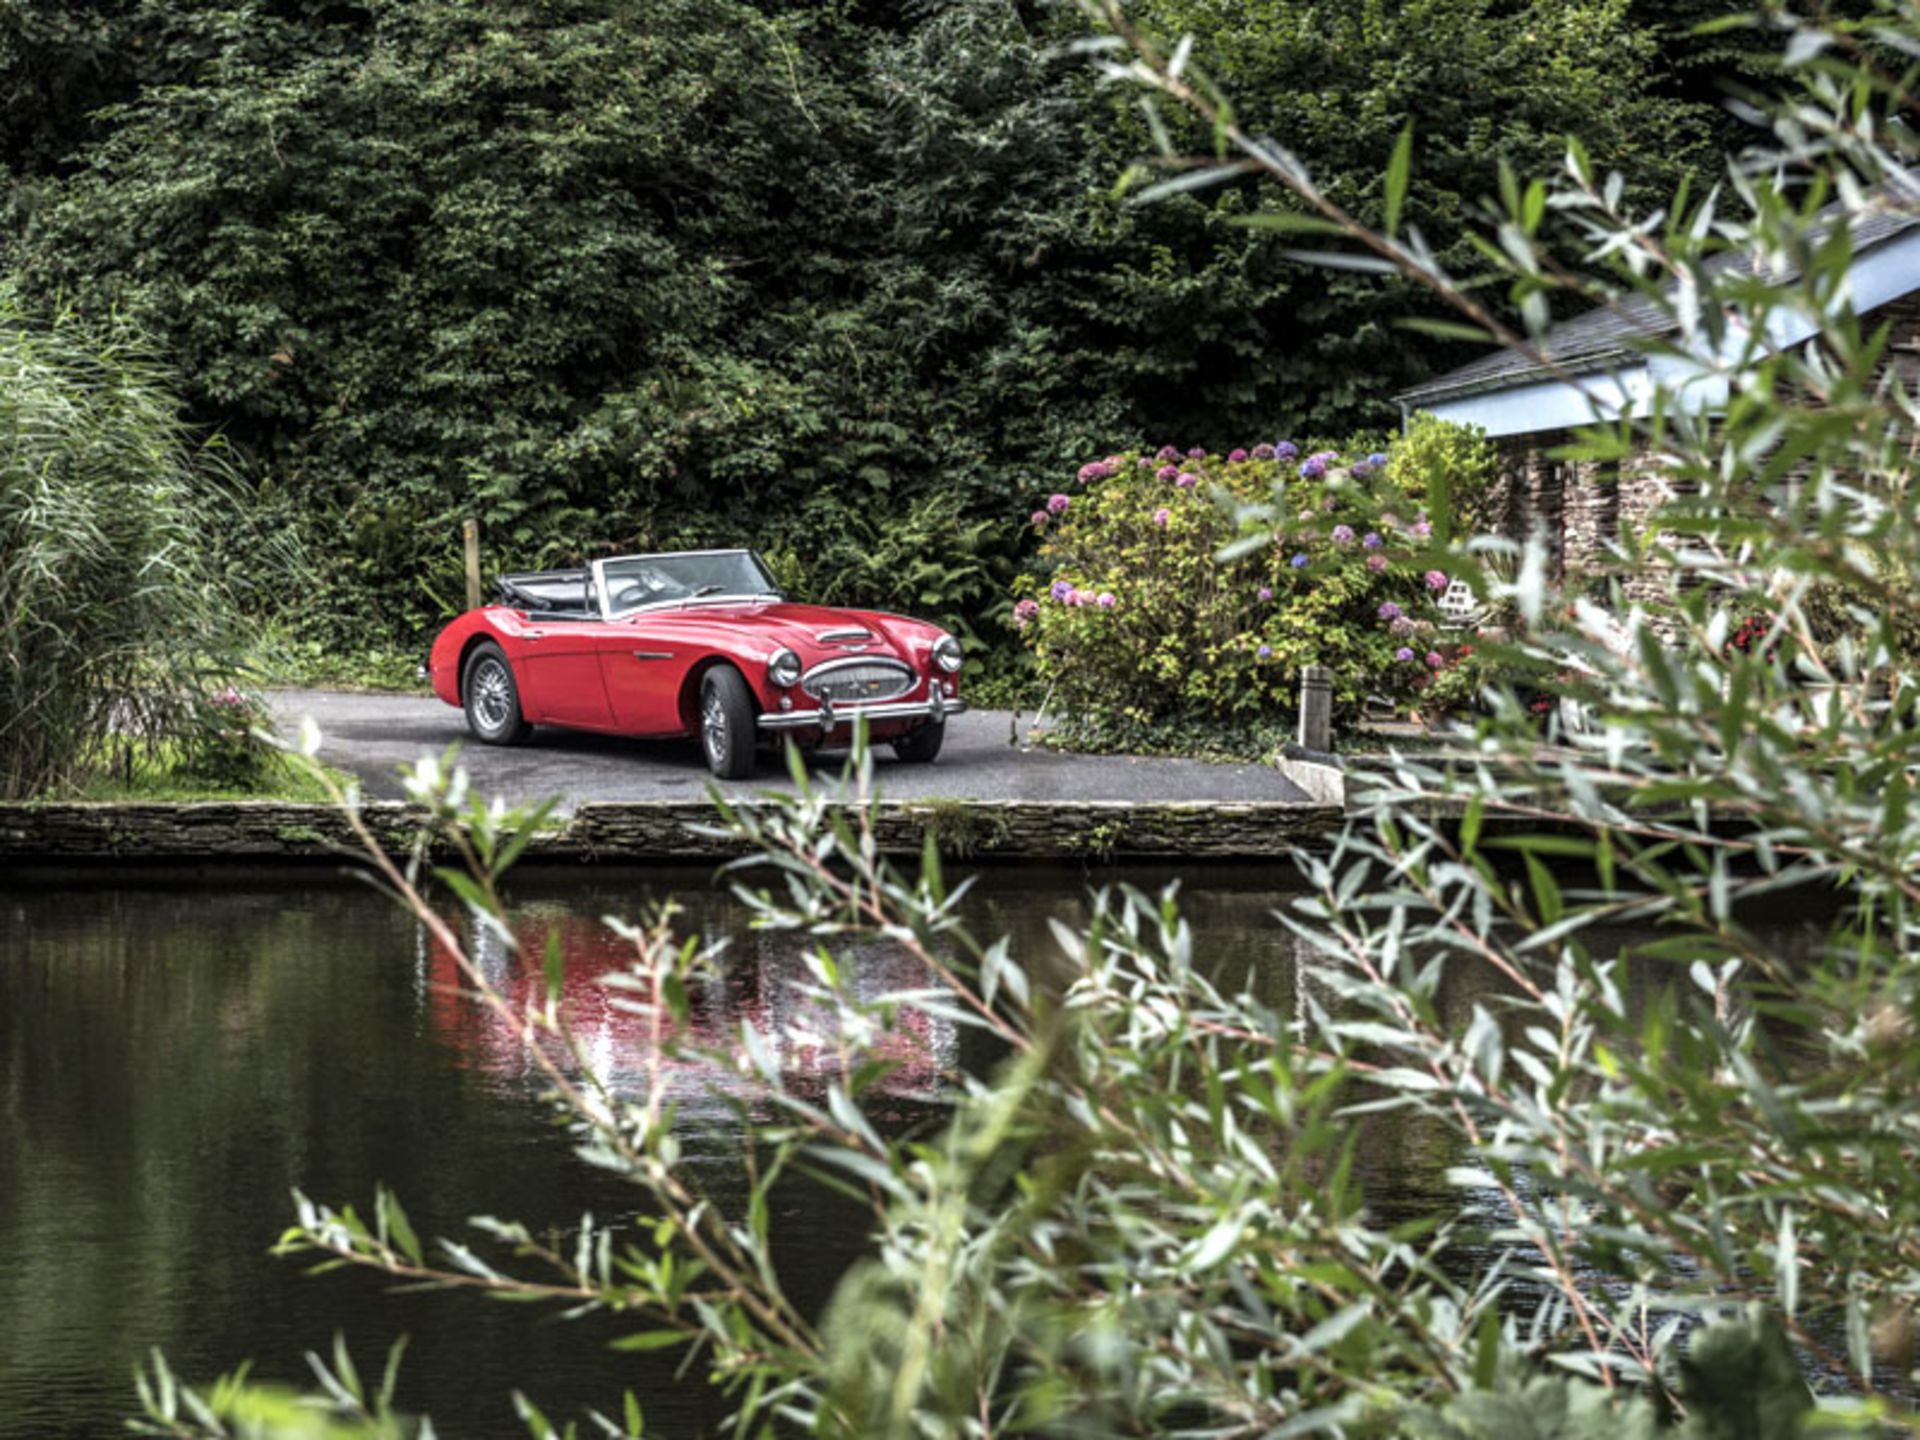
xmin=1395 ymin=203 xmax=1920 ymax=406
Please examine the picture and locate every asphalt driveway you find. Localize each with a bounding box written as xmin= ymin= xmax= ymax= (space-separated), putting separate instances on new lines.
xmin=270 ymin=689 xmax=1314 ymax=810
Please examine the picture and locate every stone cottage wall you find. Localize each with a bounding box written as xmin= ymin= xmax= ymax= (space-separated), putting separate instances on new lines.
xmin=1477 ymin=289 xmax=1920 ymax=599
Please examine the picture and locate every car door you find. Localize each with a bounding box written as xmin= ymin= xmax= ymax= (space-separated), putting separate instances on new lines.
xmin=511 ymin=616 xmax=617 ymax=729
xmin=596 ymin=617 xmax=694 ymax=737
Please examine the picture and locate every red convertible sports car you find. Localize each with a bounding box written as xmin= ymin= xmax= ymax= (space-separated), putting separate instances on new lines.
xmin=426 ymin=548 xmax=966 ymax=777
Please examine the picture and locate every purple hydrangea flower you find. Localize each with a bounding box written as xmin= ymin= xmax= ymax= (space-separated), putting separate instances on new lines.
xmin=1256 ymin=586 xmax=1273 ymax=602
xmin=1332 ymin=524 xmax=1356 ymax=546
xmin=1229 ymin=448 xmax=1249 ymax=463
xmin=1251 ymin=442 xmax=1277 ymax=461
xmin=1290 ymin=553 xmax=1309 ymax=569
xmin=1049 ymin=580 xmax=1072 ymax=601
xmin=1378 ymin=601 xmax=1403 ymax=622
xmin=1299 ymin=456 xmax=1326 ymax=481
xmin=1157 ymin=464 xmax=1180 ymax=482
xmin=1013 ymin=599 xmax=1039 ymax=626
xmin=1426 ymin=651 xmax=1445 ymax=669
xmin=1395 ymin=646 xmax=1416 ymax=663
xmin=1176 ymin=472 xmax=1198 ymax=490
xmin=1097 ymin=592 xmax=1116 ymax=609
xmin=1187 ymin=447 xmax=1207 ymax=459
xmin=1366 ymin=553 xmax=1388 ymax=573
xmin=1351 ymin=460 xmax=1373 ymax=480
xmin=1156 ymin=445 xmax=1180 ymax=461
xmin=1030 ymin=510 xmax=1049 ymax=529
xmin=1275 ymin=441 xmax=1299 ymax=463
xmin=1257 ymin=644 xmax=1273 ymax=659
xmin=1425 ymin=570 xmax=1450 ymax=592
xmin=1153 ymin=506 xmax=1172 ymax=528
xmin=1362 ymin=531 xmax=1383 ymax=549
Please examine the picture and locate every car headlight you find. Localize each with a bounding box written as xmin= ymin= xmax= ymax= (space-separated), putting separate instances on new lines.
xmin=767 ymin=648 xmax=802 ymax=688
xmin=932 ymin=636 xmax=963 ymax=673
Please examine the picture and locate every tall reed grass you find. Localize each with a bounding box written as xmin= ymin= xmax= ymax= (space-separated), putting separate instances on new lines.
xmin=0 ymin=297 xmax=249 ymax=799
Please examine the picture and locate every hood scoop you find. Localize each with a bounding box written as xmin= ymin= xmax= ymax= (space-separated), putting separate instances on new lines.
xmin=816 ymin=627 xmax=876 ymax=648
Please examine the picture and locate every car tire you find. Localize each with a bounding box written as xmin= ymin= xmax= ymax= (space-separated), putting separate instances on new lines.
xmin=699 ymin=667 xmax=757 ymax=779
xmin=462 ymin=642 xmax=534 ymax=745
xmin=891 ymin=718 xmax=945 ymax=764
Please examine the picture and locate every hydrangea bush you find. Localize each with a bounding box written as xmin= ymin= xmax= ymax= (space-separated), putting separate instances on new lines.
xmin=1015 ymin=442 xmax=1447 ymax=729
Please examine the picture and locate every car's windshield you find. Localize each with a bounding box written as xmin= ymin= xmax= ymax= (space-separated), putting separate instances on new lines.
xmin=599 ymin=551 xmax=781 ymax=616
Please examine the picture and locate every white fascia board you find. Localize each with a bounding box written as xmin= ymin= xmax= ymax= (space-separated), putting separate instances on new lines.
xmin=1422 ymin=360 xmax=1728 ymax=438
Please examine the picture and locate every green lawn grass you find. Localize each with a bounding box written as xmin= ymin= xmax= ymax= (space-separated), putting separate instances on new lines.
xmin=58 ymin=747 xmax=348 ymax=804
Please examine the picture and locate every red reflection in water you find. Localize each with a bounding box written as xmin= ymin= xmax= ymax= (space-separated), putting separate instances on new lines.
xmin=424 ymin=909 xmax=956 ymax=1102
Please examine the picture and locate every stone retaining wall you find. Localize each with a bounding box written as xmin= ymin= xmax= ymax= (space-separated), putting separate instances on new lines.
xmin=0 ymin=797 xmax=1344 ymax=869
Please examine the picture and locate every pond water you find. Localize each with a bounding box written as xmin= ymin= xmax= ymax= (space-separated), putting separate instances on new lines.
xmin=0 ymin=864 xmax=1821 ymax=1436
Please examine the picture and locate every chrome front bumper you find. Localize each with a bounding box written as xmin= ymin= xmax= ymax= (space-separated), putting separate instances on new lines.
xmin=757 ymin=693 xmax=965 ymax=733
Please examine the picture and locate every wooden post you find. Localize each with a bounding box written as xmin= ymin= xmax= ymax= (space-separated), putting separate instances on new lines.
xmin=1298 ymin=664 xmax=1332 ymax=752
xmin=462 ymin=519 xmax=482 ymax=612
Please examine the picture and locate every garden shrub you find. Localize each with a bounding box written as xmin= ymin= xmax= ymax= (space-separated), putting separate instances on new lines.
xmin=1385 ymin=412 xmax=1502 ymax=543
xmin=1013 ymin=442 xmax=1453 ymax=734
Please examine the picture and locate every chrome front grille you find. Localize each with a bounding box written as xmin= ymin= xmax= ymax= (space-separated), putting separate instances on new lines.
xmin=802 ymin=658 xmax=915 ymax=705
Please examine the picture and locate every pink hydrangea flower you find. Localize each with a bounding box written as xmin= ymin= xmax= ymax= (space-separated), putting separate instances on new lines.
xmin=1366 ymin=553 xmax=1388 ymax=573
xmin=1425 ymin=651 xmax=1445 ymax=669
xmin=1256 ymin=586 xmax=1273 ymax=602
xmin=1157 ymin=464 xmax=1180 ymax=482
xmin=1104 ymin=454 xmax=1123 ymax=467
xmin=1332 ymin=524 xmax=1356 ymax=546
xmin=1077 ymin=461 xmax=1110 ymax=485
xmin=1156 ymin=445 xmax=1180 ymax=461
xmin=1138 ymin=457 xmax=1153 ymax=470
xmin=1228 ymin=448 xmax=1249 ymax=463
xmin=1030 ymin=510 xmax=1049 ymax=529
xmin=1153 ymin=507 xmax=1172 ymax=528
xmin=1013 ymin=599 xmax=1039 ymax=627
xmin=1097 ymin=592 xmax=1116 ymax=609
xmin=1187 ymin=447 xmax=1207 ymax=459
xmin=1251 ymin=443 xmax=1277 ymax=461
xmin=1425 ymin=570 xmax=1450 ymax=592
xmin=1381 ymin=511 xmax=1400 ymax=528
xmin=1395 ymin=646 xmax=1416 ymax=663
xmin=1176 ymin=472 xmax=1198 ymax=490
xmin=1391 ymin=616 xmax=1416 ymax=636
xmin=1412 ymin=517 xmax=1432 ymax=538
xmin=1047 ymin=493 xmax=1070 ymax=515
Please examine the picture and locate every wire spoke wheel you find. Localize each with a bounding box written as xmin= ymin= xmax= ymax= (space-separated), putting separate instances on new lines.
xmin=472 ymin=660 xmax=513 ymax=731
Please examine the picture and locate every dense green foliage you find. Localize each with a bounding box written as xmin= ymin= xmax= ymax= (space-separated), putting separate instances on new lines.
xmin=0 ymin=299 xmax=259 ymax=798
xmin=0 ymin=0 xmax=1758 ymax=655
xmin=1015 ymin=442 xmax=1450 ymax=734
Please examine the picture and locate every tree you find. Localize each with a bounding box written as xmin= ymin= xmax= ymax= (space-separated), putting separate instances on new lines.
xmin=2 ymin=0 xmax=1746 ymax=655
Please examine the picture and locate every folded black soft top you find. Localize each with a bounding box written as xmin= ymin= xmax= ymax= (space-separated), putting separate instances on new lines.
xmin=495 ymin=569 xmax=594 ymax=617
